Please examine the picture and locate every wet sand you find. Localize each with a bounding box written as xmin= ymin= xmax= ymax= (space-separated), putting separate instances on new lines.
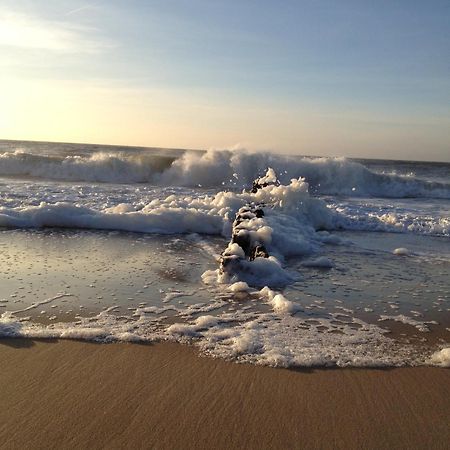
xmin=0 ymin=339 xmax=449 ymax=450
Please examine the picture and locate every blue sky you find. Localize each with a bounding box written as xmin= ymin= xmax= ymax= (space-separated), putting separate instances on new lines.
xmin=1 ymin=0 xmax=449 ymax=160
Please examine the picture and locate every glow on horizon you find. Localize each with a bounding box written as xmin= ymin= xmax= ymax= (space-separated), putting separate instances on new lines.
xmin=1 ymin=1 xmax=449 ymax=161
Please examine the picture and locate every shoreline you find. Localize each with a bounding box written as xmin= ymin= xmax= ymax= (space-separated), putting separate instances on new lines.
xmin=0 ymin=339 xmax=449 ymax=449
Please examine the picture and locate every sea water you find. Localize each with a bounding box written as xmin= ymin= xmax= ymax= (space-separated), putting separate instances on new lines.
xmin=0 ymin=139 xmax=449 ymax=367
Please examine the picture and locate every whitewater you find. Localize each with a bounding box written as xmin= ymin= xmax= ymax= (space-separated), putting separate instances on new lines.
xmin=0 ymin=140 xmax=449 ymax=368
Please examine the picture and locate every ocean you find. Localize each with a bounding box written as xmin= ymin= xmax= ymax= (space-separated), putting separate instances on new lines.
xmin=0 ymin=139 xmax=449 ymax=367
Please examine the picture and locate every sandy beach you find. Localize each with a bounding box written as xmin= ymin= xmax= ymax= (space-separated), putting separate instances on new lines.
xmin=0 ymin=339 xmax=448 ymax=450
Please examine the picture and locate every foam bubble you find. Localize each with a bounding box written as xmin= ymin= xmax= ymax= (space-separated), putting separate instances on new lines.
xmin=393 ymin=247 xmax=410 ymax=256
xmin=429 ymin=348 xmax=450 ymax=367
xmin=260 ymin=287 xmax=300 ymax=314
xmin=228 ymin=282 xmax=251 ymax=292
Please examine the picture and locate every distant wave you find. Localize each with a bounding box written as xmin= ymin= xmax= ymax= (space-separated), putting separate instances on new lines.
xmin=0 ymin=150 xmax=176 ymax=184
xmin=1 ymin=149 xmax=449 ymax=199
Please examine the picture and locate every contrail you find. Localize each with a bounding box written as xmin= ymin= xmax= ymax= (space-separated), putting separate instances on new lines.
xmin=64 ymin=3 xmax=97 ymax=16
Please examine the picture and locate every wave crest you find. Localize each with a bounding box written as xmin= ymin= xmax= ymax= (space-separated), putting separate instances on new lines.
xmin=0 ymin=150 xmax=175 ymax=183
xmin=1 ymin=149 xmax=449 ymax=199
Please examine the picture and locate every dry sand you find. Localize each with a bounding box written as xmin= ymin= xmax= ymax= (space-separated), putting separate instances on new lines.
xmin=0 ymin=339 xmax=449 ymax=450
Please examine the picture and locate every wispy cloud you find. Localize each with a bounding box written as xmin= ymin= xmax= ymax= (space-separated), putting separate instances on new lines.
xmin=64 ymin=3 xmax=98 ymax=17
xmin=0 ymin=9 xmax=113 ymax=53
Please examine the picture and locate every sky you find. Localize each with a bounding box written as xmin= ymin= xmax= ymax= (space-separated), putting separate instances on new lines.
xmin=0 ymin=0 xmax=449 ymax=161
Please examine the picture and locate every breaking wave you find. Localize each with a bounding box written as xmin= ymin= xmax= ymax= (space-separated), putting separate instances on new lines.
xmin=1 ymin=149 xmax=449 ymax=199
xmin=1 ymin=168 xmax=448 ymax=240
xmin=0 ymin=150 xmax=176 ymax=184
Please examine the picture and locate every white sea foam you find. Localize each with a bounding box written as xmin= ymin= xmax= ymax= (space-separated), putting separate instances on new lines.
xmin=259 ymin=286 xmax=300 ymax=314
xmin=378 ymin=314 xmax=438 ymax=332
xmin=0 ymin=201 xmax=225 ymax=235
xmin=202 ymin=256 xmax=295 ymax=288
xmin=228 ymin=282 xmax=251 ymax=292
xmin=0 ymin=294 xmax=428 ymax=368
xmin=429 ymin=348 xmax=450 ymax=367
xmin=332 ymin=203 xmax=450 ymax=236
xmin=0 ymin=175 xmax=337 ymax=266
xmin=193 ymin=313 xmax=419 ymax=368
xmin=393 ymin=247 xmax=410 ymax=256
xmin=10 ymin=293 xmax=74 ymax=313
